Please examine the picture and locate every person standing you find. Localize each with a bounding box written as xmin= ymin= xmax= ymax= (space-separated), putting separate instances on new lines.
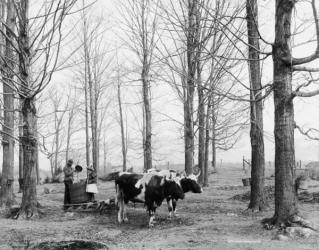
xmin=63 ymin=159 xmax=74 ymax=208
xmin=86 ymin=166 xmax=98 ymax=202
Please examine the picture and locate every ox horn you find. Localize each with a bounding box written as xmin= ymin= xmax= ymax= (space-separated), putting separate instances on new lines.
xmin=182 ymin=170 xmax=187 ymax=177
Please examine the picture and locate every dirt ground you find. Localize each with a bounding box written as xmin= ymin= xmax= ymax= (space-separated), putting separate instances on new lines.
xmin=1 ymin=166 xmax=319 ymax=250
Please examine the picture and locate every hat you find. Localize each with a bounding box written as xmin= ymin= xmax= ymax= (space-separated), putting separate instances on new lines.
xmin=67 ymin=159 xmax=73 ymax=166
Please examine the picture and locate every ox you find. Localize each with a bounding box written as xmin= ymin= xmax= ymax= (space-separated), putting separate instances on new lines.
xmin=115 ymin=172 xmax=184 ymax=226
xmin=167 ymin=171 xmax=202 ymax=217
xmin=136 ymin=169 xmax=203 ymax=217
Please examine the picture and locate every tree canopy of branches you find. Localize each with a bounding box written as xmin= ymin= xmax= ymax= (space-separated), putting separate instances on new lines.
xmin=0 ymin=0 xmax=76 ymax=218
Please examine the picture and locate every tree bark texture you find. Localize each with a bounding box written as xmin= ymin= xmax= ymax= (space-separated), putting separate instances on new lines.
xmin=142 ymin=74 xmax=152 ymax=171
xmin=117 ymin=82 xmax=127 ymax=171
xmin=185 ymin=0 xmax=197 ymax=175
xmin=271 ymin=0 xmax=298 ymax=224
xmin=20 ymin=98 xmax=38 ymax=217
xmin=0 ymin=0 xmax=15 ymax=207
xmin=65 ymin=110 xmax=73 ymax=163
xmin=211 ymin=94 xmax=216 ymax=171
xmin=83 ymin=23 xmax=91 ymax=168
xmin=16 ymin=0 xmax=38 ymax=217
xmin=141 ymin=31 xmax=152 ymax=171
xmin=197 ymin=68 xmax=205 ymax=184
xmin=54 ymin=112 xmax=60 ymax=174
xmin=203 ymin=97 xmax=211 ymax=187
xmin=19 ymin=100 xmax=24 ymax=193
xmin=246 ymin=0 xmax=266 ymax=211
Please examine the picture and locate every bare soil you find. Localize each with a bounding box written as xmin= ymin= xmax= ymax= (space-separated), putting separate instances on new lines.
xmin=1 ymin=166 xmax=319 ymax=250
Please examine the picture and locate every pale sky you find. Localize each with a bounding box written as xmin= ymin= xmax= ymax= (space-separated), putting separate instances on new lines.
xmin=29 ymin=0 xmax=319 ymax=173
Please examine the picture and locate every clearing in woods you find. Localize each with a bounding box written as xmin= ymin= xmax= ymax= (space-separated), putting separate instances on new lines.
xmin=0 ymin=165 xmax=319 ymax=250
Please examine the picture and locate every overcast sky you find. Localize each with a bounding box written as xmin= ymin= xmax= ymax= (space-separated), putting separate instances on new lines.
xmin=31 ymin=0 xmax=319 ymax=172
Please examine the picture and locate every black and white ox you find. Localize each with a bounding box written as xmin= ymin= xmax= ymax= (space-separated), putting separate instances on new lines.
xmin=115 ymin=172 xmax=185 ymax=227
xmin=139 ymin=169 xmax=203 ymax=217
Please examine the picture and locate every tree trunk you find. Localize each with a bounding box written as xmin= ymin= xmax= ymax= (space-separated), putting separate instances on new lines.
xmin=246 ymin=0 xmax=266 ymax=211
xmin=83 ymin=58 xmax=90 ymax=167
xmin=88 ymin=69 xmax=98 ymax=171
xmin=211 ymin=95 xmax=216 ymax=172
xmin=268 ymin=0 xmax=298 ymax=225
xmin=203 ymin=97 xmax=211 ymax=187
xmin=19 ymin=98 xmax=38 ymax=218
xmin=197 ymin=68 xmax=205 ymax=184
xmin=65 ymin=111 xmax=72 ymax=163
xmin=142 ymin=64 xmax=152 ymax=171
xmin=54 ymin=113 xmax=60 ymax=174
xmin=0 ymin=0 xmax=15 ymax=208
xmin=103 ymin=137 xmax=107 ymax=174
xmin=184 ymin=99 xmax=194 ymax=175
xmin=117 ymin=81 xmax=127 ymax=171
xmin=185 ymin=0 xmax=196 ymax=175
xmin=35 ymin=118 xmax=40 ymax=184
xmin=19 ymin=104 xmax=24 ymax=193
xmin=15 ymin=0 xmax=39 ymax=218
xmin=82 ymin=3 xmax=97 ymax=170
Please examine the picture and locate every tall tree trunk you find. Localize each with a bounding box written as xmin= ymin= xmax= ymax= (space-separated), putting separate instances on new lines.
xmin=84 ymin=77 xmax=90 ymax=167
xmin=82 ymin=0 xmax=90 ymax=168
xmin=35 ymin=118 xmax=40 ymax=184
xmin=139 ymin=0 xmax=153 ymax=172
xmin=19 ymin=102 xmax=24 ymax=193
xmin=203 ymin=97 xmax=211 ymax=187
xmin=270 ymin=0 xmax=297 ymax=224
xmin=20 ymin=98 xmax=38 ymax=217
xmin=87 ymin=59 xmax=98 ymax=172
xmin=184 ymin=99 xmax=194 ymax=175
xmin=185 ymin=0 xmax=196 ymax=175
xmin=117 ymin=81 xmax=127 ymax=171
xmin=197 ymin=67 xmax=205 ymax=184
xmin=142 ymin=59 xmax=152 ymax=171
xmin=246 ymin=0 xmax=266 ymax=211
xmin=84 ymin=49 xmax=91 ymax=166
xmin=15 ymin=0 xmax=39 ymax=218
xmin=103 ymin=137 xmax=107 ymax=174
xmin=0 ymin=0 xmax=15 ymax=207
xmin=54 ymin=114 xmax=60 ymax=174
xmin=88 ymin=69 xmax=98 ymax=171
xmin=211 ymin=94 xmax=216 ymax=171
xmin=65 ymin=110 xmax=73 ymax=163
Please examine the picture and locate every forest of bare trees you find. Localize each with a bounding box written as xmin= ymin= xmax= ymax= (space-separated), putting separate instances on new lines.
xmin=0 ymin=0 xmax=318 ymax=235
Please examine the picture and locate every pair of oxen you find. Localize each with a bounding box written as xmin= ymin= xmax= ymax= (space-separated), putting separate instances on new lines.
xmin=115 ymin=169 xmax=202 ymax=227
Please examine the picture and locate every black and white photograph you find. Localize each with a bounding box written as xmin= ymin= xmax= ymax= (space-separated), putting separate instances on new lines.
xmin=0 ymin=0 xmax=319 ymax=249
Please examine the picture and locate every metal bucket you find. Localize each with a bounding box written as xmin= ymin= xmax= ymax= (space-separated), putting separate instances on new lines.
xmin=242 ymin=178 xmax=251 ymax=187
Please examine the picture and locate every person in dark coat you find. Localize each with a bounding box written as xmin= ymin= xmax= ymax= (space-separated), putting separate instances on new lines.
xmin=63 ymin=159 xmax=74 ymax=208
xmin=86 ymin=166 xmax=98 ymax=202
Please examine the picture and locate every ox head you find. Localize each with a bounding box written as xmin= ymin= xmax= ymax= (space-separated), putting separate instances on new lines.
xmin=180 ymin=171 xmax=203 ymax=193
xmin=164 ymin=178 xmax=185 ymax=200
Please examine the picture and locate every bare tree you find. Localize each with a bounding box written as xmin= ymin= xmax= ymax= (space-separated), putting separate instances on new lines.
xmin=118 ymin=0 xmax=160 ymax=171
xmin=65 ymin=94 xmax=78 ymax=163
xmin=116 ymin=65 xmax=128 ymax=171
xmin=263 ymin=0 xmax=319 ymax=227
xmin=70 ymin=3 xmax=112 ymax=172
xmin=246 ymin=0 xmax=266 ymax=211
xmin=0 ymin=0 xmax=15 ymax=208
xmin=158 ymin=0 xmax=246 ymax=180
xmin=0 ymin=0 xmax=76 ymax=218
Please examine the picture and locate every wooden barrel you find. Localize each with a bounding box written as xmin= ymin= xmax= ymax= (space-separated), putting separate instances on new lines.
xmin=69 ymin=181 xmax=89 ymax=204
